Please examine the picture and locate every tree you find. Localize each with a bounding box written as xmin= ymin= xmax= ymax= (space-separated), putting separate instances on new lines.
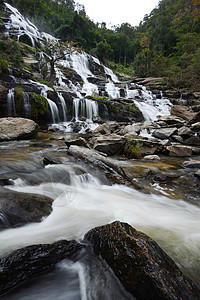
xmin=42 ymin=39 xmax=76 ymax=83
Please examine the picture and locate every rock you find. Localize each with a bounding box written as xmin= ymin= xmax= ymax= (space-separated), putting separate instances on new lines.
xmin=65 ymin=137 xmax=90 ymax=149
xmin=177 ymin=126 xmax=193 ymax=139
xmin=191 ymin=122 xmax=200 ymax=131
xmin=84 ymin=221 xmax=200 ymax=300
xmin=183 ymin=137 xmax=200 ymax=146
xmin=143 ymin=155 xmax=160 ymax=161
xmin=43 ymin=157 xmax=59 ymax=166
xmin=189 ymin=111 xmax=200 ymax=124
xmin=0 ymin=240 xmax=85 ymax=296
xmin=166 ymin=145 xmax=192 ymax=157
xmin=152 ymin=127 xmax=177 ymax=139
xmin=92 ymin=115 xmax=105 ymax=124
xmin=67 ymin=146 xmax=140 ymax=188
xmin=0 ymin=118 xmax=39 ymax=141
xmin=158 ymin=115 xmax=185 ymax=126
xmin=171 ymin=105 xmax=196 ymax=122
xmin=92 ymin=135 xmax=126 ymax=156
xmin=0 ymin=188 xmax=53 ymax=230
xmin=194 ymin=170 xmax=200 ymax=179
xmin=0 ymin=179 xmax=13 ymax=186
xmin=93 ymin=123 xmax=111 ymax=135
xmin=171 ymin=135 xmax=184 ymax=143
xmin=183 ymin=161 xmax=200 ymax=169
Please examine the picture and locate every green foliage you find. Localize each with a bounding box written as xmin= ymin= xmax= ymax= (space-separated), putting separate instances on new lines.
xmin=39 ymin=80 xmax=54 ymax=89
xmin=86 ymin=95 xmax=109 ymax=101
xmin=128 ymin=103 xmax=140 ymax=113
xmin=124 ymin=138 xmax=143 ymax=159
xmin=30 ymin=93 xmax=48 ymax=118
xmin=0 ymin=59 xmax=8 ymax=73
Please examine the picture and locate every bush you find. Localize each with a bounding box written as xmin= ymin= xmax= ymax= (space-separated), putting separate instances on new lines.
xmin=124 ymin=138 xmax=143 ymax=159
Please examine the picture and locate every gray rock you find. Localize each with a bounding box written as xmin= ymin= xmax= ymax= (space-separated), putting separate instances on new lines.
xmin=0 ymin=118 xmax=38 ymax=141
xmin=152 ymin=127 xmax=177 ymax=139
xmin=65 ymin=137 xmax=90 ymax=149
xmin=93 ymin=123 xmax=111 ymax=135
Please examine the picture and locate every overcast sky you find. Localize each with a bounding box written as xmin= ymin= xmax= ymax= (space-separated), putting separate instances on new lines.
xmin=76 ymin=0 xmax=160 ymax=27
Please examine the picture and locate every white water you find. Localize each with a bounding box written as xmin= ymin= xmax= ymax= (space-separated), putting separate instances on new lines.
xmin=6 ymin=88 xmax=16 ymax=116
xmin=1 ymin=162 xmax=199 ymax=286
xmin=58 ymin=93 xmax=67 ymax=122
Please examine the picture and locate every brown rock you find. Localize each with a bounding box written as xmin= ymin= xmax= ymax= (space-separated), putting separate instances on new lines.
xmin=84 ymin=221 xmax=200 ymax=300
xmin=166 ymin=145 xmax=192 ymax=157
xmin=171 ymin=105 xmax=196 ymax=122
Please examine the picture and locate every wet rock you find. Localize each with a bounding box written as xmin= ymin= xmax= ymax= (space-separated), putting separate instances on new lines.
xmin=143 ymin=155 xmax=160 ymax=161
xmin=171 ymin=135 xmax=184 ymax=143
xmin=0 ymin=179 xmax=13 ymax=186
xmin=0 ymin=188 xmax=53 ymax=229
xmin=67 ymin=146 xmax=140 ymax=188
xmin=0 ymin=118 xmax=39 ymax=141
xmin=92 ymin=115 xmax=105 ymax=124
xmin=92 ymin=135 xmax=126 ymax=156
xmin=0 ymin=240 xmax=85 ymax=296
xmin=183 ymin=161 xmax=200 ymax=169
xmin=84 ymin=221 xmax=200 ymax=300
xmin=166 ymin=145 xmax=192 ymax=157
xmin=43 ymin=157 xmax=59 ymax=166
xmin=171 ymin=105 xmax=196 ymax=122
xmin=152 ymin=127 xmax=177 ymax=139
xmin=31 ymin=142 xmax=53 ymax=148
xmin=65 ymin=137 xmax=90 ymax=149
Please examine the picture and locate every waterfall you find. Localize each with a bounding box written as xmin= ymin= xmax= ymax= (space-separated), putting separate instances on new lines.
xmin=106 ymin=80 xmax=120 ymax=99
xmin=57 ymin=93 xmax=67 ymax=122
xmin=23 ymin=92 xmax=31 ymax=117
xmin=7 ymin=88 xmax=16 ymax=116
xmin=40 ymin=84 xmax=60 ymax=124
xmin=73 ymin=98 xmax=80 ymax=121
xmin=72 ymin=98 xmax=99 ymax=122
xmin=46 ymin=99 xmax=60 ymax=124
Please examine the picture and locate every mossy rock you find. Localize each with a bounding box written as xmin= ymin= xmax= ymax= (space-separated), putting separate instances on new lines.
xmin=0 ymin=59 xmax=8 ymax=73
xmin=30 ymin=93 xmax=48 ymax=118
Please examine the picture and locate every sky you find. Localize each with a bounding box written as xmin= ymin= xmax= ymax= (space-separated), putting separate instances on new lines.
xmin=76 ymin=0 xmax=160 ymax=27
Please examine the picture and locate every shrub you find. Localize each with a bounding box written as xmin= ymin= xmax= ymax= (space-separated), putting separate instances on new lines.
xmin=124 ymin=138 xmax=143 ymax=159
xmin=0 ymin=59 xmax=8 ymax=73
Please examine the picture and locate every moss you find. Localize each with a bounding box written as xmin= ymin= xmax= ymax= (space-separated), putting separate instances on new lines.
xmin=128 ymin=103 xmax=140 ymax=114
xmin=0 ymin=58 xmax=8 ymax=73
xmin=0 ymin=19 xmax=3 ymax=24
xmin=39 ymin=80 xmax=54 ymax=89
xmin=30 ymin=93 xmax=48 ymax=118
xmin=124 ymin=138 xmax=143 ymax=159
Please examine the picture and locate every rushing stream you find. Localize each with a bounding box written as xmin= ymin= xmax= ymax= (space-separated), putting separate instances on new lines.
xmin=0 ymin=133 xmax=200 ymax=299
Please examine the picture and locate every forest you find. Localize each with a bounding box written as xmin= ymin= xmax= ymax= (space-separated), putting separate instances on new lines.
xmin=2 ymin=0 xmax=200 ymax=90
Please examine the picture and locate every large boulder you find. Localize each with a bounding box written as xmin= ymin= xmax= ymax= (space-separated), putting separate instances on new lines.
xmin=0 ymin=240 xmax=85 ymax=296
xmin=84 ymin=221 xmax=200 ymax=300
xmin=0 ymin=188 xmax=53 ymax=230
xmin=0 ymin=117 xmax=38 ymax=141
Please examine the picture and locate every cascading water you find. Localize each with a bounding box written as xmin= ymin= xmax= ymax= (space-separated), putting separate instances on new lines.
xmin=72 ymin=98 xmax=98 ymax=122
xmin=57 ymin=93 xmax=67 ymax=122
xmin=7 ymin=88 xmax=16 ymax=116
xmin=23 ymin=92 xmax=31 ymax=117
